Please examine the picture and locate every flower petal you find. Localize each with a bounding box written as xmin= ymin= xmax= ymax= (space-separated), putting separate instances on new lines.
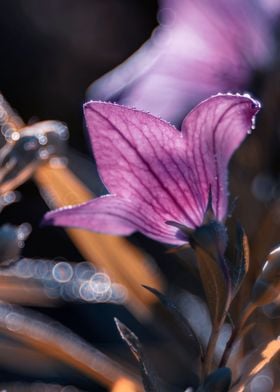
xmin=181 ymin=94 xmax=260 ymax=220
xmin=45 ymin=95 xmax=260 ymax=245
xmin=43 ymin=195 xmax=182 ymax=245
xmin=88 ymin=0 xmax=272 ymax=125
xmin=84 ymin=102 xmax=203 ymax=228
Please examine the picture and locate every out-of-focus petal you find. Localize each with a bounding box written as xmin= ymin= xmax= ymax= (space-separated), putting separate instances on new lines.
xmin=258 ymin=0 xmax=280 ymax=17
xmin=88 ymin=0 xmax=273 ymax=125
xmin=44 ymin=195 xmax=182 ymax=245
xmin=182 ymin=94 xmax=260 ymax=220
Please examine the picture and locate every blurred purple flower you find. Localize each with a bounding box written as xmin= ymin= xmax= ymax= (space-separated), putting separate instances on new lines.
xmin=88 ymin=0 xmax=274 ymax=125
xmin=258 ymin=0 xmax=280 ymax=17
xmin=44 ymin=94 xmax=259 ymax=245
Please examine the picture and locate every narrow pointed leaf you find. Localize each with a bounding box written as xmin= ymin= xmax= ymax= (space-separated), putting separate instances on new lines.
xmin=189 ymin=221 xmax=231 ymax=326
xmin=227 ymin=224 xmax=249 ymax=297
xmin=115 ymin=318 xmax=160 ymax=392
xmin=195 ymin=246 xmax=229 ymax=327
xmin=142 ymin=285 xmax=204 ymax=358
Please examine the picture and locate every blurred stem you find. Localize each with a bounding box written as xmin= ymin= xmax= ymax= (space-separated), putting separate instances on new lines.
xmin=203 ymin=323 xmax=221 ymax=378
xmin=219 ymin=302 xmax=256 ymax=367
xmin=0 ymin=303 xmax=139 ymax=388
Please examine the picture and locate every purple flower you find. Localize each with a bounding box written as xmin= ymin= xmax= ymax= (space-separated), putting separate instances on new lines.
xmin=44 ymin=94 xmax=260 ymax=245
xmin=88 ymin=0 xmax=273 ymax=125
xmin=258 ymin=0 xmax=280 ymax=17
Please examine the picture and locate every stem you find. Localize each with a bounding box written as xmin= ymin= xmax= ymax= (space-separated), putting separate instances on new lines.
xmin=203 ymin=323 xmax=221 ymax=377
xmin=202 ymin=262 xmax=232 ymax=378
xmin=219 ymin=302 xmax=256 ymax=367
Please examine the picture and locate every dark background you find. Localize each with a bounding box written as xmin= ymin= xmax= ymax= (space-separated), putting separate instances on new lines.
xmin=0 ymin=0 xmax=157 ymax=152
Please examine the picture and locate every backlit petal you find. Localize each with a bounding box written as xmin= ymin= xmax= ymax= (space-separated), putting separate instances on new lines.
xmin=45 ymin=95 xmax=260 ymax=245
xmin=44 ymin=195 xmax=182 ymax=245
xmin=181 ymin=94 xmax=260 ymax=220
xmin=84 ymin=102 xmax=203 ymax=228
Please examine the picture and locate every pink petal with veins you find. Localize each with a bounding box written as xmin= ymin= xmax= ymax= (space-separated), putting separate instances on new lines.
xmin=182 ymin=94 xmax=260 ymax=220
xmin=44 ymin=195 xmax=182 ymax=245
xmin=44 ymin=94 xmax=260 ymax=245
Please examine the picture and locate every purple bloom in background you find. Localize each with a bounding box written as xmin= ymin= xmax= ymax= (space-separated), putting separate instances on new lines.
xmin=88 ymin=0 xmax=274 ymax=125
xmin=44 ymin=94 xmax=260 ymax=245
xmin=258 ymin=0 xmax=280 ymax=17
